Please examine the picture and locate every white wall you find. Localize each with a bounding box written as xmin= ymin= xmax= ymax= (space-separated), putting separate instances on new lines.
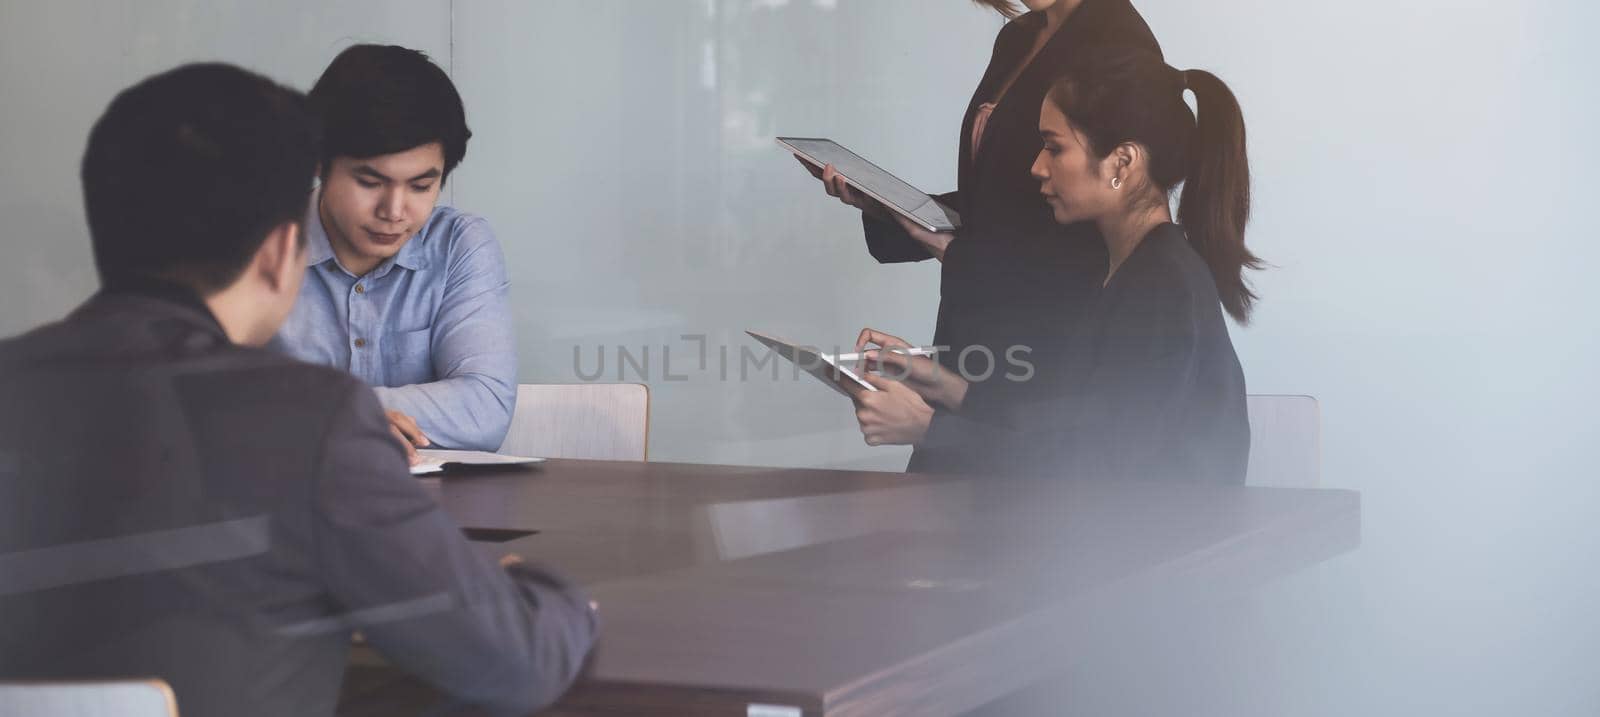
xmin=1138 ymin=2 xmax=1600 ymax=714
xmin=0 ymin=0 xmax=450 ymax=335
xmin=448 ymin=0 xmax=998 ymax=471
xmin=1 ymin=1 xmax=1596 ymax=714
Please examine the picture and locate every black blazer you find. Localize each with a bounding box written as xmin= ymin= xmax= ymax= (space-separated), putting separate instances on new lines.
xmin=0 ymin=285 xmax=596 ymax=717
xmin=854 ymin=0 xmax=1163 ymax=471
xmin=922 ymin=224 xmax=1251 ymax=484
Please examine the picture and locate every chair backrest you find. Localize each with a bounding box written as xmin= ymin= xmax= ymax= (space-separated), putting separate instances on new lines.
xmin=0 ymin=680 xmax=178 ymax=717
xmin=1244 ymin=394 xmax=1321 ymax=488
xmin=499 ymin=383 xmax=650 ymax=461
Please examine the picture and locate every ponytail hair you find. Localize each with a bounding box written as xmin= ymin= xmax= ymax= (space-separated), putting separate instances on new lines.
xmin=971 ymin=0 xmax=1022 ymax=18
xmin=1177 ymin=69 xmax=1260 ymax=323
xmin=1046 ymin=50 xmax=1262 ymax=323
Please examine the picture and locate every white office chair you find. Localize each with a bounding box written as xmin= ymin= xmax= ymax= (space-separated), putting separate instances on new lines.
xmin=0 ymin=680 xmax=178 ymax=716
xmin=1244 ymin=394 xmax=1321 ymax=488
xmin=498 ymin=383 xmax=650 ymax=461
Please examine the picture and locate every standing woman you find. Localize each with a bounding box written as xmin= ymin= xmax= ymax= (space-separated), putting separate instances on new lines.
xmin=860 ymin=48 xmax=1258 ymax=483
xmin=797 ymin=0 xmax=1164 ymax=472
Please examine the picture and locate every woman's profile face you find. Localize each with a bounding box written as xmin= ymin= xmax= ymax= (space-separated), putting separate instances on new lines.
xmin=1020 ymin=0 xmax=1059 ymax=11
xmin=1031 ymin=99 xmax=1113 ymax=226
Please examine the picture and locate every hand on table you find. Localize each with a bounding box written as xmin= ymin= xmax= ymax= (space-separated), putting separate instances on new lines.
xmin=386 ymin=409 xmax=430 ymax=466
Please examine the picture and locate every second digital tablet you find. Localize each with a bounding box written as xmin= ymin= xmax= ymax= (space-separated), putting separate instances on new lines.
xmin=779 ymin=137 xmax=961 ymax=233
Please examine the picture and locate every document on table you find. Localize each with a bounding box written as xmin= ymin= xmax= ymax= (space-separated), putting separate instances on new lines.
xmin=409 ymin=449 xmax=544 ymax=476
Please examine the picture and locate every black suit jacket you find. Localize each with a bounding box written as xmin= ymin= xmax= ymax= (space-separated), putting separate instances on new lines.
xmin=0 ymin=284 xmax=597 ymax=716
xmin=859 ymin=0 xmax=1163 ymax=472
xmin=923 ymin=224 xmax=1251 ymax=484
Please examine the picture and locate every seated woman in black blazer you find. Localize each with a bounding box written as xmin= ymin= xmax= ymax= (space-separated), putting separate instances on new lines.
xmin=851 ymin=49 xmax=1258 ymax=483
xmin=798 ymin=0 xmax=1164 ymax=474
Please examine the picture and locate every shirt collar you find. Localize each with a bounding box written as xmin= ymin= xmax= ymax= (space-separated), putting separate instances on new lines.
xmin=304 ymin=193 xmax=336 ymax=267
xmin=392 ymin=227 xmax=429 ymax=272
xmin=304 ymin=191 xmax=432 ymax=276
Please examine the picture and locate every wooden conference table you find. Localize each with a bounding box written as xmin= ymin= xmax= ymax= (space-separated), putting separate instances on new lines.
xmin=338 ymin=459 xmax=1360 ymax=716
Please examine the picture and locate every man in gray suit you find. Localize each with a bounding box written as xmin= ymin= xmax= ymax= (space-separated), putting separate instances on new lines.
xmin=0 ymin=63 xmax=596 ymax=716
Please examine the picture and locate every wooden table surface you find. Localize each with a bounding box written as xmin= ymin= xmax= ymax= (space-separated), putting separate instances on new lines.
xmin=340 ymin=459 xmax=1360 ymax=717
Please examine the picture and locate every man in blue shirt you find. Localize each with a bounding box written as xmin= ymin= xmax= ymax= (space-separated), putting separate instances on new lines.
xmin=275 ymin=44 xmax=516 ymax=457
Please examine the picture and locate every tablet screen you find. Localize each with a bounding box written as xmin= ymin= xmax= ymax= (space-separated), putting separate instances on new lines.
xmin=780 ymin=137 xmax=960 ymax=232
xmin=746 ymin=331 xmax=875 ymax=398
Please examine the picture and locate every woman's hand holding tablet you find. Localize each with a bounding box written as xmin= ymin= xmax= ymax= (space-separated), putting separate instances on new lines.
xmin=795 ymin=155 xmax=889 ymax=220
xmin=853 ymin=328 xmax=968 ymax=411
xmin=793 ymin=155 xmax=955 ymax=261
xmin=781 ymin=137 xmax=962 ymax=261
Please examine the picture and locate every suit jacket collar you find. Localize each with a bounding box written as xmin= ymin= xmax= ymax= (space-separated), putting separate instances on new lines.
xmin=85 ymin=275 xmax=229 ymax=344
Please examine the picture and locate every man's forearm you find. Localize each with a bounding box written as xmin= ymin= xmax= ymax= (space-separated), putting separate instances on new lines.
xmin=373 ymin=376 xmax=514 ymax=451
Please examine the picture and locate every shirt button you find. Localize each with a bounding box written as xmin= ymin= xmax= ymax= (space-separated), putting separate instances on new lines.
xmin=353 ymin=338 xmax=367 ymax=348
xmin=354 ymin=284 xmax=365 ymax=294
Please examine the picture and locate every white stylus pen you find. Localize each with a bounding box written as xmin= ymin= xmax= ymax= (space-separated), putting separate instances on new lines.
xmin=829 ymin=346 xmax=941 ymax=362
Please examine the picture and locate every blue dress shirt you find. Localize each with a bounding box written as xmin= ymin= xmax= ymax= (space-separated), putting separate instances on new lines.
xmin=274 ymin=199 xmax=517 ymax=450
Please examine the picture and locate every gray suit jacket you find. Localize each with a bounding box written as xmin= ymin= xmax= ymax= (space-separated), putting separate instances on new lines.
xmin=0 ymin=283 xmax=596 ymax=716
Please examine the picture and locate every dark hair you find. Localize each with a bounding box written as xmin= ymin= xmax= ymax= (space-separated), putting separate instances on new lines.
xmin=972 ymin=0 xmax=1022 ymax=18
xmin=81 ymin=63 xmax=321 ymax=293
xmin=1047 ymin=49 xmax=1262 ymax=323
xmin=309 ymin=44 xmax=471 ymax=181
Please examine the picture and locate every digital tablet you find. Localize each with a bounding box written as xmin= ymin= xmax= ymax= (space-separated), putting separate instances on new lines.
xmin=746 ymin=330 xmax=876 ymax=399
xmin=778 ymin=137 xmax=961 ymax=233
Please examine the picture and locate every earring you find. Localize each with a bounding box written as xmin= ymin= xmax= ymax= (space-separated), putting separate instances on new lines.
xmin=1111 ymin=177 xmax=1122 ymax=190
